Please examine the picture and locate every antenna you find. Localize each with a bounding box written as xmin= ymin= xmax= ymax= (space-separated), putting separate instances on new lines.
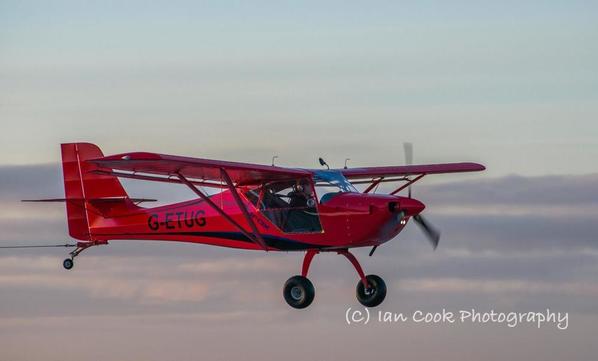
xmin=318 ymin=157 xmax=329 ymax=170
xmin=271 ymin=155 xmax=279 ymax=166
xmin=344 ymin=158 xmax=351 ymax=169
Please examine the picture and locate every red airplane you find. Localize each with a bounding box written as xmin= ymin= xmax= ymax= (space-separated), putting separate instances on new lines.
xmin=29 ymin=143 xmax=484 ymax=309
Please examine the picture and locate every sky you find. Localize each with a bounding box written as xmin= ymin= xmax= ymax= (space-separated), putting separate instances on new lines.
xmin=1 ymin=1 xmax=598 ymax=360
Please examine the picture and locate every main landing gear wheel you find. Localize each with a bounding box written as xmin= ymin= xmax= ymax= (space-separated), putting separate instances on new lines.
xmin=283 ymin=275 xmax=315 ymax=309
xmin=63 ymin=258 xmax=74 ymax=270
xmin=356 ymin=275 xmax=386 ymax=307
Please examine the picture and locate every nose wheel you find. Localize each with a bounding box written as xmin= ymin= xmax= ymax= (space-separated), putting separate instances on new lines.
xmin=283 ymin=249 xmax=387 ymax=309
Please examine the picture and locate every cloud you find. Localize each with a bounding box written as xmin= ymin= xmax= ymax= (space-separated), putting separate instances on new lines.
xmin=0 ymin=164 xmax=63 ymax=200
xmin=398 ymin=278 xmax=598 ymax=297
xmin=177 ymin=257 xmax=289 ymax=273
xmin=0 ymin=164 xmax=597 ymax=324
xmin=418 ymin=173 xmax=598 ymax=207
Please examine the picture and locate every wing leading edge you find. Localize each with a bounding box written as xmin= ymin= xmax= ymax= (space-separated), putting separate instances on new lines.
xmin=89 ymin=152 xmax=312 ymax=186
xmin=339 ymin=162 xmax=485 ymax=179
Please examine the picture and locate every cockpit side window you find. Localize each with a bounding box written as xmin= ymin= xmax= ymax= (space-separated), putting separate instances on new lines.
xmin=245 ymin=178 xmax=322 ymax=233
xmin=244 ymin=187 xmax=261 ymax=207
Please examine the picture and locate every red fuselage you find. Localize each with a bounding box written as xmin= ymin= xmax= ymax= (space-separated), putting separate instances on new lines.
xmin=90 ymin=188 xmax=425 ymax=251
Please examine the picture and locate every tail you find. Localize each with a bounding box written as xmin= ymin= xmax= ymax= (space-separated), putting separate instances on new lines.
xmin=61 ymin=143 xmax=132 ymax=241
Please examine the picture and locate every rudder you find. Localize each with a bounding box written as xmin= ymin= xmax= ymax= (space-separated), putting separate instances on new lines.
xmin=61 ymin=143 xmax=129 ymax=240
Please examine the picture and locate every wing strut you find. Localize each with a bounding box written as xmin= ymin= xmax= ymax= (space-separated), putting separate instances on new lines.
xmin=219 ymin=168 xmax=268 ymax=250
xmin=176 ymin=172 xmax=268 ymax=251
xmin=363 ymin=177 xmax=384 ymax=193
xmin=389 ymin=174 xmax=425 ymax=195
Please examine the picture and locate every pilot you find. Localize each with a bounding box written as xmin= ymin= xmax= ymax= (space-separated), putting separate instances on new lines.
xmin=288 ymin=183 xmax=309 ymax=208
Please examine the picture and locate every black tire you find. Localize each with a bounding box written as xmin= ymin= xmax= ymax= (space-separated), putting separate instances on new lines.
xmin=283 ymin=275 xmax=315 ymax=309
xmin=63 ymin=258 xmax=74 ymax=270
xmin=356 ymin=274 xmax=386 ymax=307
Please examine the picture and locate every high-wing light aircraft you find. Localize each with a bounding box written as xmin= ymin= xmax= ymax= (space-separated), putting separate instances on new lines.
xmin=27 ymin=143 xmax=484 ymax=308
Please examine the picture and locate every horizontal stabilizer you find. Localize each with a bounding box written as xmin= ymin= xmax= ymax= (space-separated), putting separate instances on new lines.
xmin=22 ymin=197 xmax=156 ymax=203
xmin=22 ymin=198 xmax=71 ymax=202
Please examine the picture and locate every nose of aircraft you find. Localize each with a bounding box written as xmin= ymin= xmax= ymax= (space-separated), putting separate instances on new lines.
xmin=390 ymin=197 xmax=425 ymax=216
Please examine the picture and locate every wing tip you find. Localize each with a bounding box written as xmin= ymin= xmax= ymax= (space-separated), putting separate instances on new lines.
xmin=470 ymin=162 xmax=486 ymax=171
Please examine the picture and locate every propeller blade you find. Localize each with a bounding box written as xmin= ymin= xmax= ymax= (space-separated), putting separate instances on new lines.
xmin=404 ymin=142 xmax=413 ymax=197
xmin=413 ymin=214 xmax=440 ymax=250
xmin=403 ymin=142 xmax=413 ymax=165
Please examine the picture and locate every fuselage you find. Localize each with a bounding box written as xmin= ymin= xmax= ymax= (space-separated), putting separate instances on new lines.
xmin=89 ymin=186 xmax=425 ymax=251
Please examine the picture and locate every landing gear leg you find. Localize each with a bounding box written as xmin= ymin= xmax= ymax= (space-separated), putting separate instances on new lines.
xmin=338 ymin=249 xmax=387 ymax=308
xmin=283 ymin=250 xmax=318 ymax=309
xmin=62 ymin=242 xmax=99 ymax=270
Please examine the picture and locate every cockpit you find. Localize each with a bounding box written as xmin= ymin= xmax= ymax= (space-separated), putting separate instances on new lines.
xmin=244 ymin=178 xmax=322 ymax=233
xmin=243 ymin=171 xmax=358 ymax=234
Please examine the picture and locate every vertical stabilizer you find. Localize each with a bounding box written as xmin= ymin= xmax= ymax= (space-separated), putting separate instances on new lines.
xmin=61 ymin=143 xmax=129 ymax=240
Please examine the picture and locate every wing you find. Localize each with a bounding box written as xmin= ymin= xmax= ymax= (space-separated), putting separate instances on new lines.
xmin=89 ymin=152 xmax=312 ymax=186
xmin=340 ymin=162 xmax=485 ymax=179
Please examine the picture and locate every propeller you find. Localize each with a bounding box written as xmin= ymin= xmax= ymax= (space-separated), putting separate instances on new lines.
xmin=403 ymin=142 xmax=413 ymax=198
xmin=413 ymin=214 xmax=440 ymax=250
xmin=403 ymin=142 xmax=440 ymax=250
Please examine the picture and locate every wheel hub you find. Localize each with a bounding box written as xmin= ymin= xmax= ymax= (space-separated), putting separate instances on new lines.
xmin=290 ymin=286 xmax=303 ymax=301
xmin=364 ymin=287 xmax=375 ymax=296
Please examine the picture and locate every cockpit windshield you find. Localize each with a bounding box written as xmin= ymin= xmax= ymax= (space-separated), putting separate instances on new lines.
xmin=313 ymin=170 xmax=358 ymax=204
